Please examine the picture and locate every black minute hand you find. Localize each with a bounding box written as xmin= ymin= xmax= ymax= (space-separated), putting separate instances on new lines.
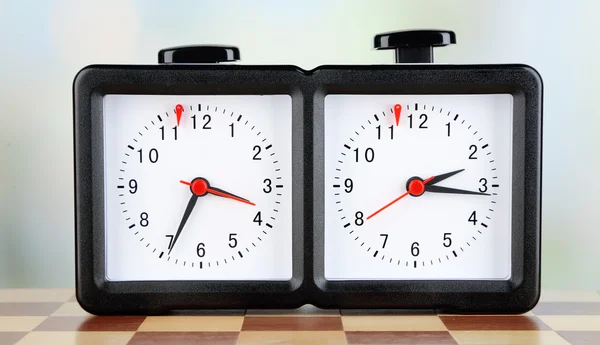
xmin=425 ymin=185 xmax=490 ymax=196
xmin=168 ymin=195 xmax=199 ymax=254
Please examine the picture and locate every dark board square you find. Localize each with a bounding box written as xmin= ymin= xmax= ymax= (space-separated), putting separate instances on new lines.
xmin=167 ymin=309 xmax=245 ymax=316
xmin=558 ymin=331 xmax=600 ymax=345
xmin=346 ymin=331 xmax=457 ymax=344
xmin=34 ymin=316 xmax=146 ymax=331
xmin=533 ymin=302 xmax=600 ymax=315
xmin=0 ymin=303 xmax=62 ymax=316
xmin=439 ymin=316 xmax=550 ymax=331
xmin=0 ymin=332 xmax=27 ymax=345
xmin=246 ymin=304 xmax=339 ymax=316
xmin=241 ymin=316 xmax=343 ymax=331
xmin=341 ymin=309 xmax=436 ymax=315
xmin=128 ymin=332 xmax=238 ymax=345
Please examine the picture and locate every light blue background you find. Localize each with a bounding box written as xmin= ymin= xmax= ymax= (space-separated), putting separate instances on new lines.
xmin=0 ymin=0 xmax=598 ymax=288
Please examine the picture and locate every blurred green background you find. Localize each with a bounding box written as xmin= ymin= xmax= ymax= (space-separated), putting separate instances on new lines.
xmin=0 ymin=0 xmax=598 ymax=289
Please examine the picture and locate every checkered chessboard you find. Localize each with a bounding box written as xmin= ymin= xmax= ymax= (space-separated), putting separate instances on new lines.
xmin=1 ymin=289 xmax=599 ymax=344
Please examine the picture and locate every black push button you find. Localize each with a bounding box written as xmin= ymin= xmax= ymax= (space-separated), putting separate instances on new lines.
xmin=158 ymin=45 xmax=240 ymax=64
xmin=374 ymin=30 xmax=456 ymax=63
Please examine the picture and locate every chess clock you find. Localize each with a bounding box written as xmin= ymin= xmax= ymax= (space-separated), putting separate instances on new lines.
xmin=74 ymin=30 xmax=542 ymax=314
xmin=74 ymin=46 xmax=306 ymax=314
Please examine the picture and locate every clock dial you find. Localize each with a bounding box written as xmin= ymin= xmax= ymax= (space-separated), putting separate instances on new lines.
xmin=103 ymin=95 xmax=293 ymax=281
xmin=324 ymin=94 xmax=513 ymax=280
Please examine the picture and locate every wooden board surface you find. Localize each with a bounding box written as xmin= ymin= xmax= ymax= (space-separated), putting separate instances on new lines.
xmin=0 ymin=289 xmax=599 ymax=344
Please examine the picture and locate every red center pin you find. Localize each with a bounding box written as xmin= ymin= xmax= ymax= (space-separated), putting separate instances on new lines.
xmin=175 ymin=104 xmax=184 ymax=126
xmin=394 ymin=104 xmax=402 ymax=126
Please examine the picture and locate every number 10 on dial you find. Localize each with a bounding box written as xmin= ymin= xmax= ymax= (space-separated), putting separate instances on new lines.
xmin=323 ymin=94 xmax=514 ymax=280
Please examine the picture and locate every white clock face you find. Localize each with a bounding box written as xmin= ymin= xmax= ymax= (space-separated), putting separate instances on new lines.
xmin=103 ymin=94 xmax=293 ymax=281
xmin=323 ymin=94 xmax=513 ymax=280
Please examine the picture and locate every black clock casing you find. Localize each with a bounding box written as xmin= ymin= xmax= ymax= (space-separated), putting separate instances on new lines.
xmin=74 ymin=30 xmax=542 ymax=314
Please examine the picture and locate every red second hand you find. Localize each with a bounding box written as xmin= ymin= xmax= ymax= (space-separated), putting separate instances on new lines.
xmin=366 ymin=176 xmax=434 ymax=220
xmin=180 ymin=180 xmax=255 ymax=206
xmin=366 ymin=191 xmax=410 ymax=220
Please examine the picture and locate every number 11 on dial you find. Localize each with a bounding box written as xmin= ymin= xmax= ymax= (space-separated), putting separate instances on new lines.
xmin=323 ymin=94 xmax=514 ymax=280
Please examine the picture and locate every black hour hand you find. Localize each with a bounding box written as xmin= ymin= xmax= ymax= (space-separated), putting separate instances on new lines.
xmin=425 ymin=185 xmax=490 ymax=196
xmin=428 ymin=169 xmax=465 ymax=186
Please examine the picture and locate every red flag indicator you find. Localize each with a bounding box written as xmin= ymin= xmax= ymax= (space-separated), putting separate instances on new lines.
xmin=394 ymin=104 xmax=402 ymax=126
xmin=175 ymin=104 xmax=184 ymax=126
